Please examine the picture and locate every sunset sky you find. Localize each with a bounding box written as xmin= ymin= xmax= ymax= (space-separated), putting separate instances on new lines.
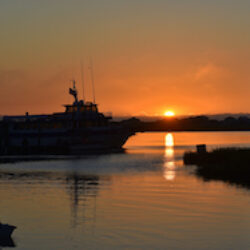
xmin=1 ymin=0 xmax=250 ymax=116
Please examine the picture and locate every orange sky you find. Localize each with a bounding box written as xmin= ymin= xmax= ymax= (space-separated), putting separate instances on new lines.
xmin=0 ymin=1 xmax=250 ymax=116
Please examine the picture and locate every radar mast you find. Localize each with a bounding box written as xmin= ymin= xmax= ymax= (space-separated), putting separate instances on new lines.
xmin=69 ymin=80 xmax=78 ymax=103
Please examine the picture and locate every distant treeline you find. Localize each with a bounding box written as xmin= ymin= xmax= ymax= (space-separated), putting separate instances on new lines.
xmin=118 ymin=115 xmax=250 ymax=132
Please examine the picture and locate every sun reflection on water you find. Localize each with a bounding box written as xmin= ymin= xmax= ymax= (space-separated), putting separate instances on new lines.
xmin=164 ymin=133 xmax=176 ymax=181
xmin=165 ymin=133 xmax=174 ymax=147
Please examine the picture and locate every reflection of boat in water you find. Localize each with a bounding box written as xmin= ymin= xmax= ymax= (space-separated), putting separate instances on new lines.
xmin=0 ymin=81 xmax=134 ymax=155
xmin=0 ymin=170 xmax=105 ymax=229
xmin=0 ymin=223 xmax=16 ymax=239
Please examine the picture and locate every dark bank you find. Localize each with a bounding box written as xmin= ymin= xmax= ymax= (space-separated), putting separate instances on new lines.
xmin=184 ymin=145 xmax=250 ymax=188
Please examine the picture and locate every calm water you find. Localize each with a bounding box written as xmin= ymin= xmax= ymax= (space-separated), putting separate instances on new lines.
xmin=1 ymin=132 xmax=250 ymax=249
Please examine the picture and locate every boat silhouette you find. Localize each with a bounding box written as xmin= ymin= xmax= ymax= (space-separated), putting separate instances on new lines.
xmin=0 ymin=81 xmax=134 ymax=155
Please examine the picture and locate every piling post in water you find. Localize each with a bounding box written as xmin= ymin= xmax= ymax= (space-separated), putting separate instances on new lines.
xmin=196 ymin=144 xmax=207 ymax=154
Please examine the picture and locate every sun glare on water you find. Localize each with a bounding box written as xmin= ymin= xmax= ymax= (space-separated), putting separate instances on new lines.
xmin=164 ymin=111 xmax=175 ymax=117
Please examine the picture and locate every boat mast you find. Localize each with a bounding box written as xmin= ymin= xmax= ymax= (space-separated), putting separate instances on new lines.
xmin=69 ymin=80 xmax=78 ymax=103
xmin=80 ymin=60 xmax=85 ymax=101
xmin=89 ymin=58 xmax=96 ymax=104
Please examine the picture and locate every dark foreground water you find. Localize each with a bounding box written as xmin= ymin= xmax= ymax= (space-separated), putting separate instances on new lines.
xmin=0 ymin=132 xmax=250 ymax=249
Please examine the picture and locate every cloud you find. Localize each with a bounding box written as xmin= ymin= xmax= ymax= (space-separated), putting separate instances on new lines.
xmin=194 ymin=63 xmax=224 ymax=81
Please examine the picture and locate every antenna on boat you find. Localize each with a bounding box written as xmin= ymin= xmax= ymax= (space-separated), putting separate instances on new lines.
xmin=80 ymin=60 xmax=85 ymax=101
xmin=69 ymin=79 xmax=78 ymax=103
xmin=89 ymin=58 xmax=96 ymax=104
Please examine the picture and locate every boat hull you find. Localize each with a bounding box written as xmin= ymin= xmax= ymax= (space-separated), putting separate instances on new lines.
xmin=0 ymin=126 xmax=134 ymax=155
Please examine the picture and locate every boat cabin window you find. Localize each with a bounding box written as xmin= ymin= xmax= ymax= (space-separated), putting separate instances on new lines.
xmin=66 ymin=104 xmax=97 ymax=113
xmin=67 ymin=106 xmax=78 ymax=113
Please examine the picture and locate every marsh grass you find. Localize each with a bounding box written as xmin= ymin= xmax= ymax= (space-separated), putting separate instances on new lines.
xmin=184 ymin=148 xmax=250 ymax=188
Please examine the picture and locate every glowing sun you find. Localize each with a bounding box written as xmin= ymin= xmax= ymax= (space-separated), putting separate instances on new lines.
xmin=164 ymin=111 xmax=175 ymax=117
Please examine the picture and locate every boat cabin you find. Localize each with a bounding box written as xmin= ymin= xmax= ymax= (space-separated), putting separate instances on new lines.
xmin=64 ymin=101 xmax=98 ymax=114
